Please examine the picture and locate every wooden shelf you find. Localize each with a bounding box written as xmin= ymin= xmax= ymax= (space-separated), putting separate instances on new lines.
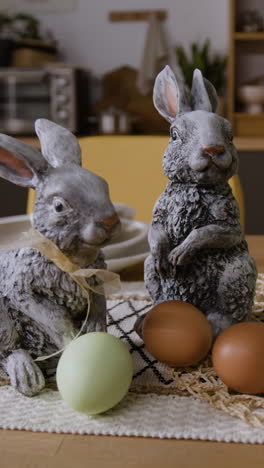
xmin=233 ymin=136 xmax=264 ymax=151
xmin=228 ymin=1 xmax=264 ymax=137
xmin=109 ymin=10 xmax=167 ymax=22
xmin=234 ymin=112 xmax=264 ymax=119
xmin=233 ymin=112 xmax=264 ymax=137
xmin=234 ymin=32 xmax=264 ymax=40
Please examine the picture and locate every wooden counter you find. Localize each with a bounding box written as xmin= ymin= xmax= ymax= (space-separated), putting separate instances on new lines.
xmin=1 ymin=431 xmax=264 ymax=468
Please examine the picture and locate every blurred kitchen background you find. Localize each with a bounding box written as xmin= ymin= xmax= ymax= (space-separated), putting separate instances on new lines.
xmin=0 ymin=0 xmax=263 ymax=233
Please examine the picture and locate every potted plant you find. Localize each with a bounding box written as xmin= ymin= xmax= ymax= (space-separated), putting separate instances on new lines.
xmin=175 ymin=40 xmax=227 ymax=115
xmin=11 ymin=13 xmax=57 ymax=67
xmin=0 ymin=11 xmax=57 ymax=67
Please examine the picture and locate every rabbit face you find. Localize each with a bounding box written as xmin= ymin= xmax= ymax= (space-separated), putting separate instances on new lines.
xmin=153 ymin=66 xmax=238 ymax=186
xmin=164 ymin=110 xmax=237 ymax=185
xmin=34 ymin=165 xmax=120 ymax=253
xmin=0 ymin=119 xmax=120 ymax=259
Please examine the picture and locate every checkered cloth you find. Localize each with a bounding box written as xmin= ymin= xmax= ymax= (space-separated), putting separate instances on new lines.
xmin=107 ymin=299 xmax=175 ymax=391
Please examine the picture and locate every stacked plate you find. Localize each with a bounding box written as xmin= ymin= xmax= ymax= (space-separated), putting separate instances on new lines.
xmin=0 ymin=204 xmax=150 ymax=273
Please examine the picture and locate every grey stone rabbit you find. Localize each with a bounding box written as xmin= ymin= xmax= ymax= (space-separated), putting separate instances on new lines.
xmin=137 ymin=66 xmax=257 ymax=339
xmin=0 ymin=119 xmax=120 ymax=396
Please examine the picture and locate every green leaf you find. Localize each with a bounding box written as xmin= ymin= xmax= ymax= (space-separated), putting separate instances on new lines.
xmin=175 ymin=39 xmax=227 ymax=92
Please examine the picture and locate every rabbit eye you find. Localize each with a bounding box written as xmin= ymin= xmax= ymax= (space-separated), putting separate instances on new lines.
xmin=170 ymin=128 xmax=179 ymax=141
xmin=52 ymin=197 xmax=68 ymax=213
xmin=55 ymin=202 xmax=63 ymax=213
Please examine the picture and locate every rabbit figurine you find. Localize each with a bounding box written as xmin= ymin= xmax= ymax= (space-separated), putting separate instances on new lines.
xmin=0 ymin=119 xmax=120 ymax=396
xmin=136 ymin=66 xmax=257 ymax=339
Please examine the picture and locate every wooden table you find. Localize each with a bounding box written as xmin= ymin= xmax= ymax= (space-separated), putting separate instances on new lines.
xmin=1 ymin=235 xmax=264 ymax=468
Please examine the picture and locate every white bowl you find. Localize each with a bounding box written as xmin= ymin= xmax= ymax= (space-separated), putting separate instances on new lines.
xmin=238 ymin=85 xmax=264 ymax=113
xmin=106 ymin=251 xmax=148 ymax=272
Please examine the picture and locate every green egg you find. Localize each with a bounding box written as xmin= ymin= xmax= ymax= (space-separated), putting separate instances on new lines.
xmin=56 ymin=332 xmax=133 ymax=415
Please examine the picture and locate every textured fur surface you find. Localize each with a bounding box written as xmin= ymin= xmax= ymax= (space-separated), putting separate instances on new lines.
xmin=0 ymin=248 xmax=106 ymax=359
xmin=139 ymin=66 xmax=257 ymax=339
xmin=0 ymin=119 xmax=120 ymax=396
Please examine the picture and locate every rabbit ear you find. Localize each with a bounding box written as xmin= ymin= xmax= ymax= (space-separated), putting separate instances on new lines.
xmin=0 ymin=134 xmax=47 ymax=188
xmin=35 ymin=119 xmax=82 ymax=168
xmin=191 ymin=69 xmax=218 ymax=112
xmin=153 ymin=65 xmax=183 ymax=122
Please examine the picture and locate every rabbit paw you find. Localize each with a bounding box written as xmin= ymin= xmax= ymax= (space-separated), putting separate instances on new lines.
xmin=169 ymin=242 xmax=194 ymax=266
xmin=3 ymin=349 xmax=45 ymax=396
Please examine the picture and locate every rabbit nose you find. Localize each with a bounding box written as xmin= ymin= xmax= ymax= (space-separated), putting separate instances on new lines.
xmin=203 ymin=146 xmax=225 ymax=157
xmin=99 ymin=214 xmax=120 ymax=229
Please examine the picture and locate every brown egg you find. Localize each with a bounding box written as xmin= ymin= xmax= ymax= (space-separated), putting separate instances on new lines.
xmin=212 ymin=322 xmax=264 ymax=394
xmin=142 ymin=300 xmax=213 ymax=367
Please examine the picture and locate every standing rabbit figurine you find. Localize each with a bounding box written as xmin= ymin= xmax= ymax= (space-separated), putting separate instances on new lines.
xmin=0 ymin=119 xmax=120 ymax=396
xmin=137 ymin=66 xmax=257 ymax=338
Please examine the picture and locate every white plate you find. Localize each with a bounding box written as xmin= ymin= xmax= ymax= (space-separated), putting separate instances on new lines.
xmin=106 ymin=252 xmax=149 ymax=272
xmin=0 ymin=214 xmax=150 ymax=272
xmin=0 ymin=214 xmax=32 ymax=244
